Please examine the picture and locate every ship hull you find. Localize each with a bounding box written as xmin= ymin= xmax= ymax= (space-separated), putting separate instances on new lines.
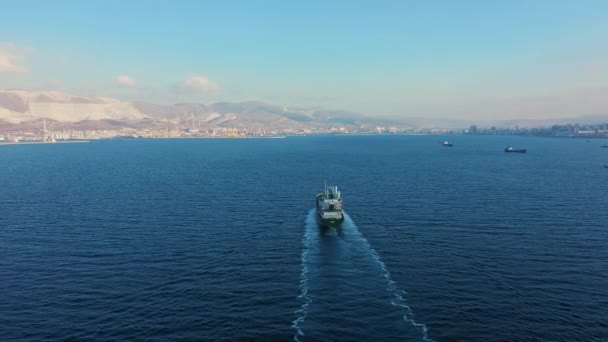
xmin=316 ymin=184 xmax=344 ymax=229
xmin=316 ymin=211 xmax=344 ymax=228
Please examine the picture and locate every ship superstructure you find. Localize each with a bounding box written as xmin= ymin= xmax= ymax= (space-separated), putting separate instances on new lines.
xmin=316 ymin=183 xmax=344 ymax=228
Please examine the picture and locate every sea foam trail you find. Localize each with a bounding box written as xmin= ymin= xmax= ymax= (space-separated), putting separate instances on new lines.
xmin=291 ymin=209 xmax=317 ymax=342
xmin=292 ymin=210 xmax=433 ymax=341
xmin=343 ymin=213 xmax=434 ymax=342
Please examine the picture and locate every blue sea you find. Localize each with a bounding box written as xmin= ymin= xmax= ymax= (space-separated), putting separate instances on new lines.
xmin=1 ymin=135 xmax=607 ymax=341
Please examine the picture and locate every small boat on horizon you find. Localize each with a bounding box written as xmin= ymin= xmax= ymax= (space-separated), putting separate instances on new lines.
xmin=441 ymin=140 xmax=453 ymax=147
xmin=505 ymin=146 xmax=527 ymax=153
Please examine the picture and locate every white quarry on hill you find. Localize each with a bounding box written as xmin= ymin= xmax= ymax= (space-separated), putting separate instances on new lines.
xmin=0 ymin=89 xmax=147 ymax=123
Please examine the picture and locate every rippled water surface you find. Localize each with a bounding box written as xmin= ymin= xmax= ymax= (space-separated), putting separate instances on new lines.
xmin=1 ymin=135 xmax=607 ymax=341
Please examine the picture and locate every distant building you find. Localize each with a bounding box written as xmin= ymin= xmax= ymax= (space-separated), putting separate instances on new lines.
xmin=552 ymin=125 xmax=574 ymax=137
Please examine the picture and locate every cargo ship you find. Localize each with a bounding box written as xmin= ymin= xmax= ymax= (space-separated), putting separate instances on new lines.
xmin=504 ymin=146 xmax=527 ymax=153
xmin=316 ymin=183 xmax=344 ymax=228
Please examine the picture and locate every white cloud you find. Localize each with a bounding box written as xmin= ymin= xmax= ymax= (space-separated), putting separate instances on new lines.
xmin=114 ymin=75 xmax=137 ymax=88
xmin=0 ymin=42 xmax=28 ymax=73
xmin=176 ymin=75 xmax=220 ymax=94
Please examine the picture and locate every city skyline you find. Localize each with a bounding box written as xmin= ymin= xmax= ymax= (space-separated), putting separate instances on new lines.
xmin=1 ymin=1 xmax=608 ymax=120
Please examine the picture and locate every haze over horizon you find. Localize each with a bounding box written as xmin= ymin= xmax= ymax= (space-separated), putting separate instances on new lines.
xmin=1 ymin=0 xmax=608 ymax=121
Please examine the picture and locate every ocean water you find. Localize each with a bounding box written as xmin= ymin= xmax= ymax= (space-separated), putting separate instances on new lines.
xmin=1 ymin=135 xmax=607 ymax=341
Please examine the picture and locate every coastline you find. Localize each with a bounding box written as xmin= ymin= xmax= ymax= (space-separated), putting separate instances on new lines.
xmin=0 ymin=140 xmax=90 ymax=146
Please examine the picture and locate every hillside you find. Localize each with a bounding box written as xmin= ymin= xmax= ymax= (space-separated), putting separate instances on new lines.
xmin=0 ymin=89 xmax=393 ymax=132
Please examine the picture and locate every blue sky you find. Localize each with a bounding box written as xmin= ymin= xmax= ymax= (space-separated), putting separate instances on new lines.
xmin=1 ymin=0 xmax=608 ymax=119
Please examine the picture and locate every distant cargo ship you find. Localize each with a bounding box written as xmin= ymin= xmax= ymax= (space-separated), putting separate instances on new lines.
xmin=316 ymin=183 xmax=344 ymax=228
xmin=505 ymin=146 xmax=527 ymax=153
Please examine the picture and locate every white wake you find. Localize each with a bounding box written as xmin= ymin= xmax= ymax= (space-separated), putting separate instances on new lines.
xmin=292 ymin=210 xmax=433 ymax=341
xmin=291 ymin=210 xmax=316 ymax=341
xmin=343 ymin=213 xmax=434 ymax=342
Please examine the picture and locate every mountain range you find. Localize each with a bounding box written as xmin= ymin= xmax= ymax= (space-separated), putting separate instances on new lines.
xmin=0 ymin=89 xmax=401 ymax=132
xmin=1 ymin=89 xmax=607 ymax=132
